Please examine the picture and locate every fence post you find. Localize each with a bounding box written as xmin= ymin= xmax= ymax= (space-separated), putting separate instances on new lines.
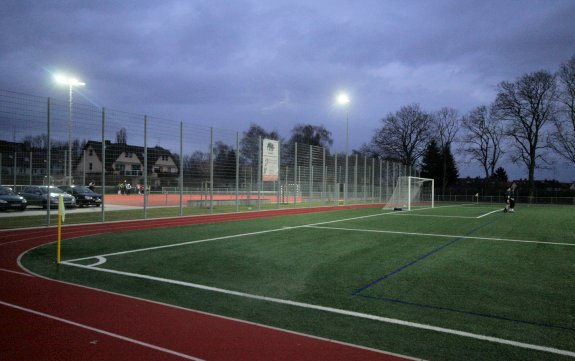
xmin=309 ymin=144 xmax=312 ymax=207
xmin=179 ymin=121 xmax=184 ymax=216
xmin=354 ymin=154 xmax=358 ymax=201
xmin=101 ymin=108 xmax=106 ymax=223
xmin=46 ymin=98 xmax=52 ymax=225
xmin=257 ymin=135 xmax=261 ymax=210
xmin=236 ymin=132 xmax=239 ymax=213
xmin=334 ymin=154 xmax=338 ymax=205
xmin=210 ymin=127 xmax=214 ymax=213
xmin=82 ymin=149 xmax=86 ymax=186
xmin=322 ymin=147 xmax=326 ymax=202
xmin=293 ymin=143 xmax=297 ymax=208
xmin=29 ymin=151 xmax=33 ymax=186
xmin=143 ymin=115 xmax=148 ymax=219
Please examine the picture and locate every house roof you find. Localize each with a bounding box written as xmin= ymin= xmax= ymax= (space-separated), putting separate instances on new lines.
xmin=83 ymin=141 xmax=178 ymax=172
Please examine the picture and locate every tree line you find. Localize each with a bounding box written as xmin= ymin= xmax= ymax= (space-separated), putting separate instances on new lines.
xmin=240 ymin=54 xmax=575 ymax=197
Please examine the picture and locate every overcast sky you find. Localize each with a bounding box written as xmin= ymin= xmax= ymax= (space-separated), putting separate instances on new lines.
xmin=1 ymin=0 xmax=575 ymax=180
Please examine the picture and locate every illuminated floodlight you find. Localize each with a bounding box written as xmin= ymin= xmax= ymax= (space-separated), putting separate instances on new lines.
xmin=55 ymin=74 xmax=85 ymax=87
xmin=336 ymin=93 xmax=350 ymax=105
xmin=54 ymin=73 xmax=86 ymax=186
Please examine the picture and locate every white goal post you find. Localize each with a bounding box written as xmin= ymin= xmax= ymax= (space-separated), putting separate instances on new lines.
xmin=384 ymin=176 xmax=434 ymax=211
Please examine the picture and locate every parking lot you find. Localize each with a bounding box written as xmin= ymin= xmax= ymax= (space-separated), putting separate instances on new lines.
xmin=0 ymin=204 xmax=140 ymax=218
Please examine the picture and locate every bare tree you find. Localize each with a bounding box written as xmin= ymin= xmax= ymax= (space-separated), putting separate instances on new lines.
xmin=549 ymin=55 xmax=575 ymax=164
xmin=370 ymin=103 xmax=432 ymax=166
xmin=492 ymin=70 xmax=557 ymax=197
xmin=287 ymin=124 xmax=333 ymax=148
xmin=433 ymin=107 xmax=460 ymax=193
xmin=461 ymin=105 xmax=505 ymax=179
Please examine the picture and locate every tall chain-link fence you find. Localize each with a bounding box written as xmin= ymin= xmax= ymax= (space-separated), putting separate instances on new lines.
xmin=1 ymin=89 xmax=418 ymax=227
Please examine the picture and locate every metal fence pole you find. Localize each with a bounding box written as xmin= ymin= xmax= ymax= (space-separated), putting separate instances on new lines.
xmin=101 ymin=108 xmax=106 ymax=223
xmin=371 ymin=158 xmax=375 ymax=203
xmin=210 ymin=127 xmax=214 ymax=213
xmin=13 ymin=150 xmax=17 ymax=189
xmin=143 ymin=115 xmax=148 ymax=219
xmin=344 ymin=152 xmax=348 ymax=205
xmin=379 ymin=158 xmax=382 ymax=203
xmin=179 ymin=121 xmax=183 ymax=216
xmin=293 ymin=143 xmax=297 ymax=208
xmin=46 ymin=98 xmax=51 ymax=225
xmin=82 ymin=149 xmax=86 ymax=185
xmin=334 ymin=154 xmax=338 ymax=205
xmin=236 ymin=132 xmax=239 ymax=213
xmin=29 ymin=151 xmax=33 ymax=185
xmin=322 ymin=147 xmax=326 ymax=202
xmin=309 ymin=144 xmax=312 ymax=206
xmin=257 ymin=135 xmax=261 ymax=210
xmin=354 ymin=154 xmax=358 ymax=201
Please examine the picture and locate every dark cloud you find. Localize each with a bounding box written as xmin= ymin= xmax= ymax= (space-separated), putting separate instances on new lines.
xmin=1 ymin=0 xmax=574 ymax=180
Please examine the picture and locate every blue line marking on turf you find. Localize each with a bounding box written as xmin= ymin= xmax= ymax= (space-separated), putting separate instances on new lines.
xmin=351 ymin=218 xmax=575 ymax=333
xmin=352 ymin=219 xmax=498 ymax=296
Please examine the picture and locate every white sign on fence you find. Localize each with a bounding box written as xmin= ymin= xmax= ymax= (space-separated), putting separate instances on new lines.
xmin=262 ymin=139 xmax=279 ymax=181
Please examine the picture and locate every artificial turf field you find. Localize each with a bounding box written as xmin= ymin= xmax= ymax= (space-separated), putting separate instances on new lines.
xmin=21 ymin=203 xmax=575 ymax=360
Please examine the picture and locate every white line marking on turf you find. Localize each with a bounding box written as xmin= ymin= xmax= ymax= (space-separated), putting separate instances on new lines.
xmin=57 ymin=262 xmax=575 ymax=358
xmin=477 ymin=209 xmax=502 ymax=218
xmin=0 ymin=300 xmax=205 ymax=361
xmin=390 ymin=213 xmax=477 ymax=219
xmin=0 ymin=268 xmax=34 ymax=277
xmin=86 ymin=256 xmax=107 ymax=267
xmin=304 ymin=226 xmax=575 ymax=247
xmin=64 ymin=211 xmax=398 ymax=263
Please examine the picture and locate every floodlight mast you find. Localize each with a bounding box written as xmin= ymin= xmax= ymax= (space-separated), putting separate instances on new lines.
xmin=336 ymin=93 xmax=350 ymax=204
xmin=55 ymin=75 xmax=85 ymax=186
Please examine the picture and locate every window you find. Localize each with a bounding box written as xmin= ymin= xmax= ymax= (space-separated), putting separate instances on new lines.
xmin=89 ymin=163 xmax=93 ymax=171
xmin=89 ymin=149 xmax=93 ymax=156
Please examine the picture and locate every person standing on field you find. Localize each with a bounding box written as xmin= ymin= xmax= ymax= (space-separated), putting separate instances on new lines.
xmin=503 ymin=182 xmax=517 ymax=213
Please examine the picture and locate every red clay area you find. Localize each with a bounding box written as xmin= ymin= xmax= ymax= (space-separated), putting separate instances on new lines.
xmin=105 ymin=193 xmax=300 ymax=207
xmin=0 ymin=205 xmax=417 ymax=361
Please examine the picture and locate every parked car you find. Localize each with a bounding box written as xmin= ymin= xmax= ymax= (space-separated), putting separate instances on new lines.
xmin=58 ymin=185 xmax=102 ymax=207
xmin=0 ymin=186 xmax=27 ymax=211
xmin=19 ymin=186 xmax=76 ymax=209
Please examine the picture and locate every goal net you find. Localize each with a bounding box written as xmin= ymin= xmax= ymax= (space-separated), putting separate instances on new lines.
xmin=384 ymin=176 xmax=434 ymax=211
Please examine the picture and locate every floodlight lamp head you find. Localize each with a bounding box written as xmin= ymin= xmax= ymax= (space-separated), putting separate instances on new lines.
xmin=54 ymin=74 xmax=85 ymax=87
xmin=336 ymin=93 xmax=350 ymax=105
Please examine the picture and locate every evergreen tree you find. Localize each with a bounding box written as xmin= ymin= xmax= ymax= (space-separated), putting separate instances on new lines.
xmin=420 ymin=139 xmax=442 ymax=181
xmin=442 ymin=145 xmax=459 ymax=188
xmin=493 ymin=167 xmax=508 ymax=183
xmin=420 ymin=139 xmax=459 ymax=191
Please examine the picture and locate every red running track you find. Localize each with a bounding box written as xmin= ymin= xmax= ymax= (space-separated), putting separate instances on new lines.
xmin=0 ymin=206 xmax=418 ymax=361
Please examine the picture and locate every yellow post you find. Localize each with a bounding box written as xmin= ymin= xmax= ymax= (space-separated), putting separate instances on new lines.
xmin=57 ymin=212 xmax=61 ymax=264
xmin=57 ymin=194 xmax=65 ymax=264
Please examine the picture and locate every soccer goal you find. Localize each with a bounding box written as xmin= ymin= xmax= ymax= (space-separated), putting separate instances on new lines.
xmin=383 ymin=176 xmax=434 ymax=211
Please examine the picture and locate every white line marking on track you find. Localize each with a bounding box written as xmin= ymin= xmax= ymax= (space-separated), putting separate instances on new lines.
xmin=58 ymin=262 xmax=575 ymax=358
xmin=0 ymin=300 xmax=205 ymax=361
xmin=0 ymin=268 xmax=34 ymax=277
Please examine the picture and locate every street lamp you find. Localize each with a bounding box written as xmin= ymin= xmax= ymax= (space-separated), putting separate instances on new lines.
xmin=336 ymin=93 xmax=350 ymax=203
xmin=55 ymin=74 xmax=85 ymax=186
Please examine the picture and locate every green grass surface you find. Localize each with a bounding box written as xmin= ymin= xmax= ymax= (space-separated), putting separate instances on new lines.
xmin=21 ymin=205 xmax=575 ymax=360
